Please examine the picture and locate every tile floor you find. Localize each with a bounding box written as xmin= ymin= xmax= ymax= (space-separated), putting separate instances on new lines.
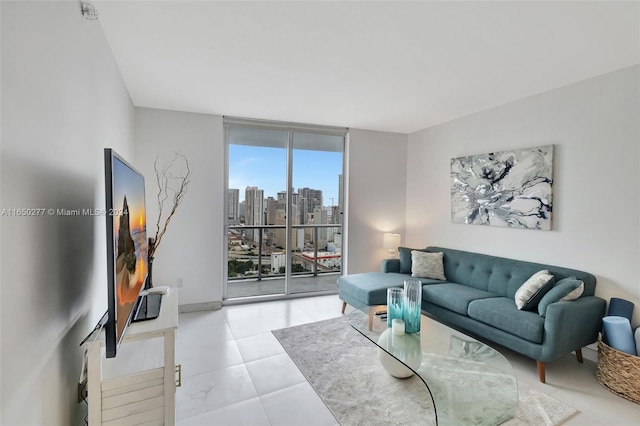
xmin=175 ymin=295 xmax=638 ymax=426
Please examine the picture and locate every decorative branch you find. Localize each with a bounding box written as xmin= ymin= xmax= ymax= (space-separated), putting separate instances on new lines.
xmin=148 ymin=152 xmax=191 ymax=259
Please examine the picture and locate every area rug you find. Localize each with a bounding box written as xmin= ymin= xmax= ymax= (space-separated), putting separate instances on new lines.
xmin=272 ymin=317 xmax=579 ymax=426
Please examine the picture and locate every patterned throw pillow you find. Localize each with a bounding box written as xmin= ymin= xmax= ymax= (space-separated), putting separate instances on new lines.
xmin=411 ymin=251 xmax=446 ymax=281
xmin=514 ymin=270 xmax=555 ymax=310
xmin=537 ymin=277 xmax=585 ymax=317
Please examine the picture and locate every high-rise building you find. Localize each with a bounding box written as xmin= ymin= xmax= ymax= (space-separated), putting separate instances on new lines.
xmin=265 ymin=196 xmax=278 ymax=245
xmin=239 ymin=201 xmax=245 ymax=223
xmin=331 ymin=205 xmax=340 ymax=225
xmin=277 ymin=191 xmax=287 ymax=211
xmin=245 ymin=186 xmax=264 ymax=243
xmin=298 ymin=187 xmax=323 ymax=225
xmin=228 ymin=188 xmax=240 ymax=224
xmin=274 ymin=210 xmax=287 ymax=249
xmin=313 ymin=205 xmax=328 ymax=249
xmin=274 ymin=208 xmax=301 ymax=250
xmin=265 ymin=197 xmax=277 ymax=225
xmin=276 ymin=191 xmax=299 ymax=216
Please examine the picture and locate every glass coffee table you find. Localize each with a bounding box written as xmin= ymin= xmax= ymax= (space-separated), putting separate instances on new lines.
xmin=349 ymin=309 xmax=518 ymax=425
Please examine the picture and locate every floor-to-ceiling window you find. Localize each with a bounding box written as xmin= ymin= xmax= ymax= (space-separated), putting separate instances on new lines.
xmin=224 ymin=118 xmax=346 ymax=301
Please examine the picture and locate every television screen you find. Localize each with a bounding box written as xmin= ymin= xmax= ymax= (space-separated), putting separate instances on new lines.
xmin=104 ymin=148 xmax=148 ymax=358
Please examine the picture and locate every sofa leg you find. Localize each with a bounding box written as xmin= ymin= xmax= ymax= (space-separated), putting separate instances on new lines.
xmin=341 ymin=301 xmax=347 ymax=314
xmin=537 ymin=361 xmax=546 ymax=383
xmin=368 ymin=306 xmax=387 ymax=331
xmin=368 ymin=309 xmax=375 ymax=330
xmin=575 ymin=348 xmax=583 ymax=363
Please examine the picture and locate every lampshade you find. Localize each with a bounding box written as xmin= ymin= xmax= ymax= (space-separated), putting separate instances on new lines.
xmin=383 ymin=233 xmax=401 ymax=250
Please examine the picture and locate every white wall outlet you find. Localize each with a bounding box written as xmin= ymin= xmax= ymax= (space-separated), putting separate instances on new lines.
xmin=177 ymin=278 xmax=183 ymax=288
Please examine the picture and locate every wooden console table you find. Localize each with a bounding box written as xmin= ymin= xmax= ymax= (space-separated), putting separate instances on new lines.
xmin=85 ymin=289 xmax=178 ymax=425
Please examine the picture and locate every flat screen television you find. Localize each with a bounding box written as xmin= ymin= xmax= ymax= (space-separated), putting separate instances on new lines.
xmin=104 ymin=148 xmax=150 ymax=358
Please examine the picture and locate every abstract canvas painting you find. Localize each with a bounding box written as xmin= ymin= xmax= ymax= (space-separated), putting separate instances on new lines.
xmin=451 ymin=145 xmax=553 ymax=230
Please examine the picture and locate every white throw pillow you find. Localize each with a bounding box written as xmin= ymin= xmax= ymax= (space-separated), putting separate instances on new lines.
xmin=514 ymin=270 xmax=555 ymax=310
xmin=411 ymin=251 xmax=446 ymax=281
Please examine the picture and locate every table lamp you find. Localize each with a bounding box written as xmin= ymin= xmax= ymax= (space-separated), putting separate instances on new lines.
xmin=383 ymin=233 xmax=401 ymax=258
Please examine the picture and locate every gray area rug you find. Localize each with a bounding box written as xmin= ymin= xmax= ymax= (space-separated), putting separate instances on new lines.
xmin=272 ymin=317 xmax=578 ymax=426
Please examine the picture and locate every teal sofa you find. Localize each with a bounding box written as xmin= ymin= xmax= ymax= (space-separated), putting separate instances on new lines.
xmin=338 ymin=246 xmax=606 ymax=383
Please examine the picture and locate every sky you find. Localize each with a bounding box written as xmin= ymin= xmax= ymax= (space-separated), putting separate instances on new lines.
xmin=113 ymin=156 xmax=146 ymax=234
xmin=229 ymin=145 xmax=342 ymax=206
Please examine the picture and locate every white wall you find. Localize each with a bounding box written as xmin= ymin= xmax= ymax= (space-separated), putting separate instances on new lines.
xmin=346 ymin=129 xmax=408 ymax=273
xmin=134 ymin=108 xmax=224 ymax=306
xmin=406 ymin=65 xmax=640 ymax=326
xmin=1 ymin=2 xmax=135 ymax=424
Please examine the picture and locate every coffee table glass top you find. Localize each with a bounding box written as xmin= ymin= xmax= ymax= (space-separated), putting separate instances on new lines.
xmin=349 ymin=309 xmax=518 ymax=426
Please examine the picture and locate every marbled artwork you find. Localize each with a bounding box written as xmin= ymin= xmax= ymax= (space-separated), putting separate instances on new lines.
xmin=451 ymin=145 xmax=553 ymax=230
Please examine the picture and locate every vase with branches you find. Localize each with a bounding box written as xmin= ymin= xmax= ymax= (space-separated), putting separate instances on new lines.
xmin=146 ymin=152 xmax=191 ymax=288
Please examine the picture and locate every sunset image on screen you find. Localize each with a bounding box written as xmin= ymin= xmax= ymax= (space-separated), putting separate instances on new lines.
xmin=112 ymin=158 xmax=147 ymax=341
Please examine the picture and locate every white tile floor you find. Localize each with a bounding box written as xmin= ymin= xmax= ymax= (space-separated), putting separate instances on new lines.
xmin=175 ymin=295 xmax=638 ymax=426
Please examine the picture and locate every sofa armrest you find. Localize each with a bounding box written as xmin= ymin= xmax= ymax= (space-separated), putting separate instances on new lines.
xmin=541 ymin=296 xmax=606 ymax=362
xmin=381 ymin=259 xmax=400 ymax=273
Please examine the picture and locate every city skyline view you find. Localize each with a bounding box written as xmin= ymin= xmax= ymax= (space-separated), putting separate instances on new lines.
xmin=229 ymin=144 xmax=343 ymax=206
xmin=225 ymin=128 xmax=345 ymax=295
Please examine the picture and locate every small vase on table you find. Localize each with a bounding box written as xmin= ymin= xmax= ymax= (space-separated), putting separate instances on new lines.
xmin=403 ymin=279 xmax=422 ymax=333
xmin=387 ymin=288 xmax=404 ymax=328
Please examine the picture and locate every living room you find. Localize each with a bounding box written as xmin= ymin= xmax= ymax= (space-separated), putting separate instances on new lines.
xmin=2 ymin=1 xmax=639 ymax=425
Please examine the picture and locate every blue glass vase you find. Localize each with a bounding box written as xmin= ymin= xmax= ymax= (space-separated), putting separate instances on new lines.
xmin=387 ymin=288 xmax=404 ymax=328
xmin=404 ymin=279 xmax=422 ymax=333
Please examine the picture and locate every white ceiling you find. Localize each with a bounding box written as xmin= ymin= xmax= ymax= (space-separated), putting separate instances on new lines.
xmin=95 ymin=1 xmax=640 ymax=134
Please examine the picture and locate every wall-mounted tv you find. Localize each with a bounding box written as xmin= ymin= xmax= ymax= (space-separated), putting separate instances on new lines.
xmin=104 ymin=148 xmax=148 ymax=358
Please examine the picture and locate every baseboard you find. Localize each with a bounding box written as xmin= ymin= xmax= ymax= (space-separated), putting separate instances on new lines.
xmin=178 ymin=301 xmax=223 ymax=313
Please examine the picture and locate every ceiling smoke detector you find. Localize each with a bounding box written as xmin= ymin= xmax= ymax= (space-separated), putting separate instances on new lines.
xmin=80 ymin=1 xmax=99 ymax=21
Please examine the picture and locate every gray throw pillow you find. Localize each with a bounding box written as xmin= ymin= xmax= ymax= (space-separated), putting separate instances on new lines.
xmin=411 ymin=251 xmax=446 ymax=281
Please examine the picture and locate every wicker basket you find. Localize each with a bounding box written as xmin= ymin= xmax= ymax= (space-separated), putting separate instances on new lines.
xmin=596 ymin=335 xmax=640 ymax=404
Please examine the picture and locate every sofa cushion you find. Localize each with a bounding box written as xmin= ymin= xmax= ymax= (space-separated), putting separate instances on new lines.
xmin=514 ymin=270 xmax=554 ymax=310
xmin=337 ymin=272 xmax=407 ymax=306
xmin=537 ymin=277 xmax=585 ymax=317
xmin=381 ymin=258 xmax=401 ymax=273
xmin=411 ymin=251 xmax=446 ymax=280
xmin=398 ymin=247 xmax=425 ymax=274
xmin=422 ymin=283 xmax=496 ymax=315
xmin=468 ymin=297 xmax=545 ymax=344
